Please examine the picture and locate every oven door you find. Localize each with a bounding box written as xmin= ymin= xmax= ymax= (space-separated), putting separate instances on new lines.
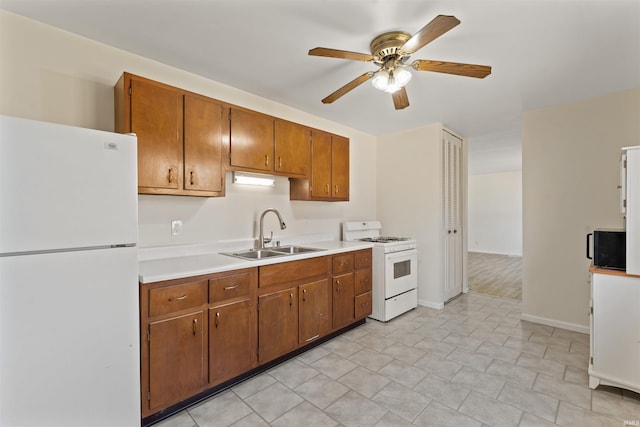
xmin=384 ymin=249 xmax=418 ymax=299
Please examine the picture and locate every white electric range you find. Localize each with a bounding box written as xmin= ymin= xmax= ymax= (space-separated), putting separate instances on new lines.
xmin=343 ymin=221 xmax=418 ymax=321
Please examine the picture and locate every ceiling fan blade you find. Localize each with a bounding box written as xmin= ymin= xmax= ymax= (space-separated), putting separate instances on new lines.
xmin=309 ymin=47 xmax=373 ymax=62
xmin=412 ymin=60 xmax=492 ymax=78
xmin=392 ymin=87 xmax=409 ymax=110
xmin=400 ymin=15 xmax=461 ymax=55
xmin=321 ymin=72 xmax=372 ymax=104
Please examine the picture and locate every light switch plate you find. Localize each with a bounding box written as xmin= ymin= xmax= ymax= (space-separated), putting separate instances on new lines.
xmin=171 ymin=220 xmax=182 ymax=236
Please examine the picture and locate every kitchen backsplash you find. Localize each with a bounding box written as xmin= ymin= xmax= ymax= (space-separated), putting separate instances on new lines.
xmin=137 ymin=173 xmax=350 ymax=248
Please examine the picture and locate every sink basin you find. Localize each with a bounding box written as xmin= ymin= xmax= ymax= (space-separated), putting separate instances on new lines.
xmin=270 ymin=245 xmax=324 ymax=255
xmin=222 ymin=249 xmax=286 ymax=260
xmin=221 ymin=246 xmax=324 ymax=261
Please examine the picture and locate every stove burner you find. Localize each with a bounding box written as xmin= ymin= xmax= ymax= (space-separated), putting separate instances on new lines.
xmin=359 ymin=237 xmax=409 ymax=243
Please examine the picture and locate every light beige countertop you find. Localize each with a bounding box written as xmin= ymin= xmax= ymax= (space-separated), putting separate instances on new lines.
xmin=138 ymin=239 xmax=373 ymax=284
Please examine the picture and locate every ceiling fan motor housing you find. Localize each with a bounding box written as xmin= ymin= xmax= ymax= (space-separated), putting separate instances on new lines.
xmin=370 ymin=31 xmax=411 ymax=65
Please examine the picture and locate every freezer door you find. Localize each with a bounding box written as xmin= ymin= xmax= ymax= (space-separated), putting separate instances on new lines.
xmin=0 ymin=115 xmax=137 ymax=254
xmin=0 ymin=247 xmax=140 ymax=426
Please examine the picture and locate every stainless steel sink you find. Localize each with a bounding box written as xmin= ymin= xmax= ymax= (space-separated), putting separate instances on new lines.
xmin=222 ymin=249 xmax=286 ymax=260
xmin=221 ymin=246 xmax=324 ymax=261
xmin=270 ymin=245 xmax=324 ymax=255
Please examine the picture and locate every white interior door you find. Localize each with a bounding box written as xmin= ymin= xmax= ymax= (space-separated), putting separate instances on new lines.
xmin=443 ymin=131 xmax=463 ymax=301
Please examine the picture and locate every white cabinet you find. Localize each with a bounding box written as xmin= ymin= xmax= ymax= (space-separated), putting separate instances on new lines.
xmin=442 ymin=130 xmax=463 ymax=301
xmin=589 ymin=271 xmax=640 ymax=394
xmin=624 ymin=146 xmax=640 ymax=275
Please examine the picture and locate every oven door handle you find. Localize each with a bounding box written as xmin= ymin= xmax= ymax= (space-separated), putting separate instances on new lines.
xmin=385 ymin=249 xmax=418 ymax=261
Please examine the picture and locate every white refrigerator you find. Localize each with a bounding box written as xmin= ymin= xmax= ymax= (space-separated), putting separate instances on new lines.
xmin=0 ymin=115 xmax=140 ymax=426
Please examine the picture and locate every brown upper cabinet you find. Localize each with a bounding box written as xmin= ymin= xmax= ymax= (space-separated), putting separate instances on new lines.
xmin=229 ymin=109 xmax=310 ymax=178
xmin=229 ymin=108 xmax=274 ymax=173
xmin=290 ymin=130 xmax=349 ymax=201
xmin=115 ymin=72 xmax=347 ymax=199
xmin=274 ymin=119 xmax=311 ymax=177
xmin=114 ymin=73 xmax=225 ymax=197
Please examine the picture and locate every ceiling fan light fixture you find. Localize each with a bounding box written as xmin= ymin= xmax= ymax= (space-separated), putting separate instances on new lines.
xmin=371 ymin=69 xmax=390 ymax=91
xmin=371 ymin=67 xmax=411 ymax=93
xmin=393 ymin=67 xmax=412 ymax=87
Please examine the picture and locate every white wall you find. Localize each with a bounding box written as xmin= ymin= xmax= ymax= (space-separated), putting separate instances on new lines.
xmin=0 ymin=11 xmax=377 ymax=248
xmin=468 ymin=171 xmax=522 ymax=256
xmin=522 ymin=88 xmax=640 ymax=332
xmin=377 ymin=123 xmax=467 ymax=307
xmin=467 ymin=129 xmax=522 ymax=176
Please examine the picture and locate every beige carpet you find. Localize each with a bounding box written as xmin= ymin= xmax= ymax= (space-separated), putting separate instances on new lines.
xmin=468 ymin=252 xmax=522 ymax=300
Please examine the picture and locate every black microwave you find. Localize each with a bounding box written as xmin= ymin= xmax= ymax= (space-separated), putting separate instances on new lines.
xmin=586 ymin=229 xmax=626 ymax=270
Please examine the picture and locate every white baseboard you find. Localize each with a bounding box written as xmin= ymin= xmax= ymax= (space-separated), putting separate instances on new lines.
xmin=468 ymin=250 xmax=523 ymax=257
xmin=418 ymin=299 xmax=444 ymax=310
xmin=521 ymin=312 xmax=589 ymax=334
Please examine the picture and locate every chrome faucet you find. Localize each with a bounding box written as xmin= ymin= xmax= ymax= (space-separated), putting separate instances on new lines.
xmin=259 ymin=208 xmax=286 ymax=248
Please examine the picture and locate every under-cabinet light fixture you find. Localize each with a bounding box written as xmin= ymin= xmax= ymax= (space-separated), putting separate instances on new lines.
xmin=232 ymin=171 xmax=275 ymax=187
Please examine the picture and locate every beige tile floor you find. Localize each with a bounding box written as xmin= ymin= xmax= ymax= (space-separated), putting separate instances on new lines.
xmin=154 ymin=293 xmax=640 ymax=426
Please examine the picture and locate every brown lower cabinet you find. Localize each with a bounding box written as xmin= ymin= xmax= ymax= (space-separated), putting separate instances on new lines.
xmin=209 ymin=299 xmax=254 ymax=383
xmin=258 ymin=287 xmax=298 ymax=363
xmin=140 ymin=269 xmax=256 ymax=418
xmin=143 ymin=278 xmax=208 ymax=415
xmin=299 ymin=279 xmax=330 ymax=345
xmin=140 ymin=249 xmax=371 ymax=421
xmin=332 ymin=273 xmax=355 ymax=329
xmin=148 ymin=310 xmax=205 ymax=414
xmin=354 ymin=249 xmax=373 ymax=319
xmin=332 ymin=252 xmax=355 ymax=329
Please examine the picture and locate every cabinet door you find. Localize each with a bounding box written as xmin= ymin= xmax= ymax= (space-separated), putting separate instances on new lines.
xmin=258 ymin=287 xmax=298 ymax=363
xmin=229 ymin=108 xmax=274 ymax=172
xmin=274 ymin=119 xmax=310 ymax=177
xmin=148 ymin=311 xmax=205 ymax=413
xmin=626 ymin=148 xmax=640 ymax=275
xmin=331 ymin=135 xmax=350 ymax=200
xmin=299 ymin=279 xmax=330 ymax=345
xmin=184 ymin=95 xmax=223 ymax=192
xmin=592 ymin=274 xmax=640 ymax=388
xmin=354 ymin=268 xmax=372 ymax=295
xmin=354 ymin=249 xmax=372 ymax=270
xmin=130 ymin=78 xmax=182 ymax=190
xmin=332 ymin=273 xmax=355 ymax=329
xmin=310 ymin=130 xmax=332 ymax=198
xmin=355 ymin=291 xmax=372 ymax=319
xmin=209 ymin=299 xmax=253 ymax=384
xmin=442 ymin=131 xmax=463 ymax=301
xmin=332 ymin=253 xmax=354 ymax=275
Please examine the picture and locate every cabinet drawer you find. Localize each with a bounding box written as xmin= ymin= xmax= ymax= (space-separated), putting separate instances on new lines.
xmin=354 ymin=269 xmax=372 ymax=295
xmin=355 ymin=292 xmax=372 ymax=319
xmin=259 ymin=256 xmax=327 ymax=288
xmin=209 ymin=272 xmax=250 ymax=303
xmin=149 ymin=281 xmax=207 ymax=317
xmin=332 ymin=253 xmax=354 ymax=275
xmin=354 ymin=249 xmax=372 ymax=269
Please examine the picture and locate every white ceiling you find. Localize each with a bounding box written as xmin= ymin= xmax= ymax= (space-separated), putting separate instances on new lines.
xmin=2 ymin=0 xmax=639 ymax=150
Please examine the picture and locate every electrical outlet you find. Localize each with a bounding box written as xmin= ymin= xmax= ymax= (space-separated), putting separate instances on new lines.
xmin=171 ymin=220 xmax=182 ymax=236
